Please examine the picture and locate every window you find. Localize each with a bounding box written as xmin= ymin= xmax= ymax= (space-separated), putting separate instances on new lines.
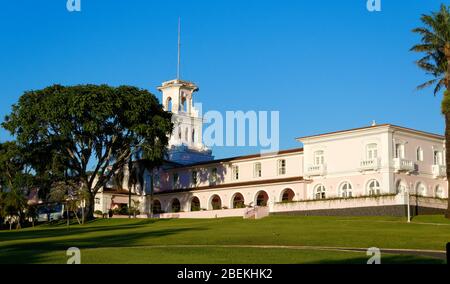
xmin=232 ymin=165 xmax=239 ymax=180
xmin=434 ymin=150 xmax=443 ymax=165
xmin=340 ymin=182 xmax=353 ymax=198
xmin=171 ymin=198 xmax=181 ymax=212
xmin=416 ymin=182 xmax=427 ymax=196
xmin=232 ymin=193 xmax=245 ymax=208
xmin=152 ymin=200 xmax=162 ymax=214
xmin=254 ymin=162 xmax=262 ymax=178
xmin=366 ymin=144 xmax=378 ymax=160
xmin=190 ymin=197 xmax=200 ymax=212
xmin=435 ymin=185 xmax=444 ymax=198
xmin=211 ymin=195 xmax=222 ymax=210
xmin=396 ymin=180 xmax=406 ymax=194
xmin=281 ymin=188 xmax=295 ymax=202
xmin=172 ymin=173 xmax=179 ymax=188
xmin=191 ymin=170 xmax=198 ymax=185
xmin=367 ymin=180 xmax=381 ymax=196
xmin=178 ymin=127 xmax=181 ymax=140
xmin=278 ymin=159 xmax=286 ymax=175
xmin=210 ymin=168 xmax=218 ymax=185
xmin=314 ymin=185 xmax=326 ymax=200
xmin=416 ymin=147 xmax=424 ymax=162
xmin=192 ymin=129 xmax=195 ymax=143
xmin=95 ymin=198 xmax=100 ymax=205
xmin=153 ymin=174 xmax=160 ymax=187
xmin=314 ymin=150 xmax=325 ymax=165
xmin=395 ymin=143 xmax=405 ymax=159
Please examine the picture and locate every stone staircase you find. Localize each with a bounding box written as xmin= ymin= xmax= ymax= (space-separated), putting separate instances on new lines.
xmin=243 ymin=206 xmax=270 ymax=219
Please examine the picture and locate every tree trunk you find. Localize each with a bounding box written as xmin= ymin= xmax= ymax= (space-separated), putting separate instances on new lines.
xmin=85 ymin=193 xmax=95 ymax=220
xmin=128 ymin=186 xmax=132 ymax=219
xmin=445 ymin=43 xmax=450 ymax=219
xmin=446 ymin=115 xmax=450 ymax=219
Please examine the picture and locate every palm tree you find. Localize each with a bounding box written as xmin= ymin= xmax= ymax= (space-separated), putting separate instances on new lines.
xmin=411 ymin=4 xmax=450 ymax=218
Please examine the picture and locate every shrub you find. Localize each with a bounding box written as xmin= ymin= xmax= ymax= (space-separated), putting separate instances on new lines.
xmin=94 ymin=210 xmax=103 ymax=216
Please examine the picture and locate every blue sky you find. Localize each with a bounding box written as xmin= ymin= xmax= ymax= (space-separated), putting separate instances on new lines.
xmin=0 ymin=0 xmax=447 ymax=159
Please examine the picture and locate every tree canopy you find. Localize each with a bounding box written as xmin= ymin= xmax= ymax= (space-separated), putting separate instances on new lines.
xmin=411 ymin=4 xmax=450 ymax=96
xmin=2 ymin=84 xmax=173 ymax=218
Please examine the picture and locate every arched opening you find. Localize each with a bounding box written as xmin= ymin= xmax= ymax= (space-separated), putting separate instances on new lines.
xmin=180 ymin=95 xmax=188 ymax=112
xmin=210 ymin=195 xmax=222 ymax=210
xmin=314 ymin=184 xmax=326 ymax=200
xmin=280 ymin=188 xmax=295 ymax=202
xmin=165 ymin=97 xmax=173 ymax=112
xmin=416 ymin=182 xmax=427 ymax=197
xmin=171 ymin=198 xmax=181 ymax=213
xmin=192 ymin=129 xmax=195 ymax=143
xmin=367 ymin=180 xmax=380 ymax=196
xmin=231 ymin=193 xmax=245 ymax=208
xmin=190 ymin=197 xmax=201 ymax=212
xmin=255 ymin=191 xmax=269 ymax=206
xmin=396 ymin=180 xmax=406 ymax=194
xmin=435 ymin=185 xmax=444 ymax=198
xmin=339 ymin=182 xmax=352 ymax=198
xmin=152 ymin=199 xmax=162 ymax=214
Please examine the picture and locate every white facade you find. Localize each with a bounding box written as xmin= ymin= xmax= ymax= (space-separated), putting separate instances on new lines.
xmin=159 ymin=79 xmax=213 ymax=165
xmin=95 ymin=78 xmax=449 ymax=218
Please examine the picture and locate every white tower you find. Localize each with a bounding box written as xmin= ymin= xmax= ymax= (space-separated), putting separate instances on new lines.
xmin=158 ymin=79 xmax=213 ymax=165
xmin=158 ymin=18 xmax=213 ymax=164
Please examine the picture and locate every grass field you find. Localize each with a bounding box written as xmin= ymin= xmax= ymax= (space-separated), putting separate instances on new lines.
xmin=1 ymin=215 xmax=449 ymax=264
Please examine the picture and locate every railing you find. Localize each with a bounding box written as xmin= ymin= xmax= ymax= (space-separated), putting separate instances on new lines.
xmin=393 ymin=158 xmax=414 ymax=173
xmin=360 ymin=158 xmax=380 ymax=171
xmin=432 ymin=165 xmax=447 ymax=179
xmin=306 ymin=164 xmax=326 ymax=177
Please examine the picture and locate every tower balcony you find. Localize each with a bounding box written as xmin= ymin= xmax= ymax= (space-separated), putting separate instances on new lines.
xmin=432 ymin=165 xmax=446 ymax=179
xmin=360 ymin=158 xmax=380 ymax=172
xmin=306 ymin=164 xmax=326 ymax=177
xmin=393 ymin=158 xmax=414 ymax=173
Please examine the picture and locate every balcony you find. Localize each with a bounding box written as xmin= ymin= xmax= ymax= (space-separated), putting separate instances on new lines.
xmin=306 ymin=164 xmax=326 ymax=177
xmin=393 ymin=158 xmax=414 ymax=173
xmin=432 ymin=165 xmax=446 ymax=179
xmin=360 ymin=158 xmax=380 ymax=172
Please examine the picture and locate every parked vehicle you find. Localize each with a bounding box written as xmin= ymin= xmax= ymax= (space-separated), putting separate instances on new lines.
xmin=37 ymin=203 xmax=65 ymax=222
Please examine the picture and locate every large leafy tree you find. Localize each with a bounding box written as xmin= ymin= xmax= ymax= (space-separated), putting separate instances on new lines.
xmin=0 ymin=142 xmax=24 ymax=191
xmin=0 ymin=142 xmax=26 ymax=229
xmin=411 ymin=4 xmax=450 ymax=217
xmin=2 ymin=84 xmax=172 ymax=218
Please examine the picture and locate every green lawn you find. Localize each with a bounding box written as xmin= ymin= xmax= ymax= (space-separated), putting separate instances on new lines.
xmin=0 ymin=215 xmax=449 ymax=264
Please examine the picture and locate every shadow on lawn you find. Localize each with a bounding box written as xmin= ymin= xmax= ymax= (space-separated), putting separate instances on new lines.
xmin=0 ymin=219 xmax=171 ymax=242
xmin=0 ymin=219 xmax=207 ymax=264
xmin=308 ymin=254 xmax=445 ymax=264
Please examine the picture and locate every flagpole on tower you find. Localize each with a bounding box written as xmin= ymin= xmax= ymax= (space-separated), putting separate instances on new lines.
xmin=177 ymin=17 xmax=181 ymax=80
